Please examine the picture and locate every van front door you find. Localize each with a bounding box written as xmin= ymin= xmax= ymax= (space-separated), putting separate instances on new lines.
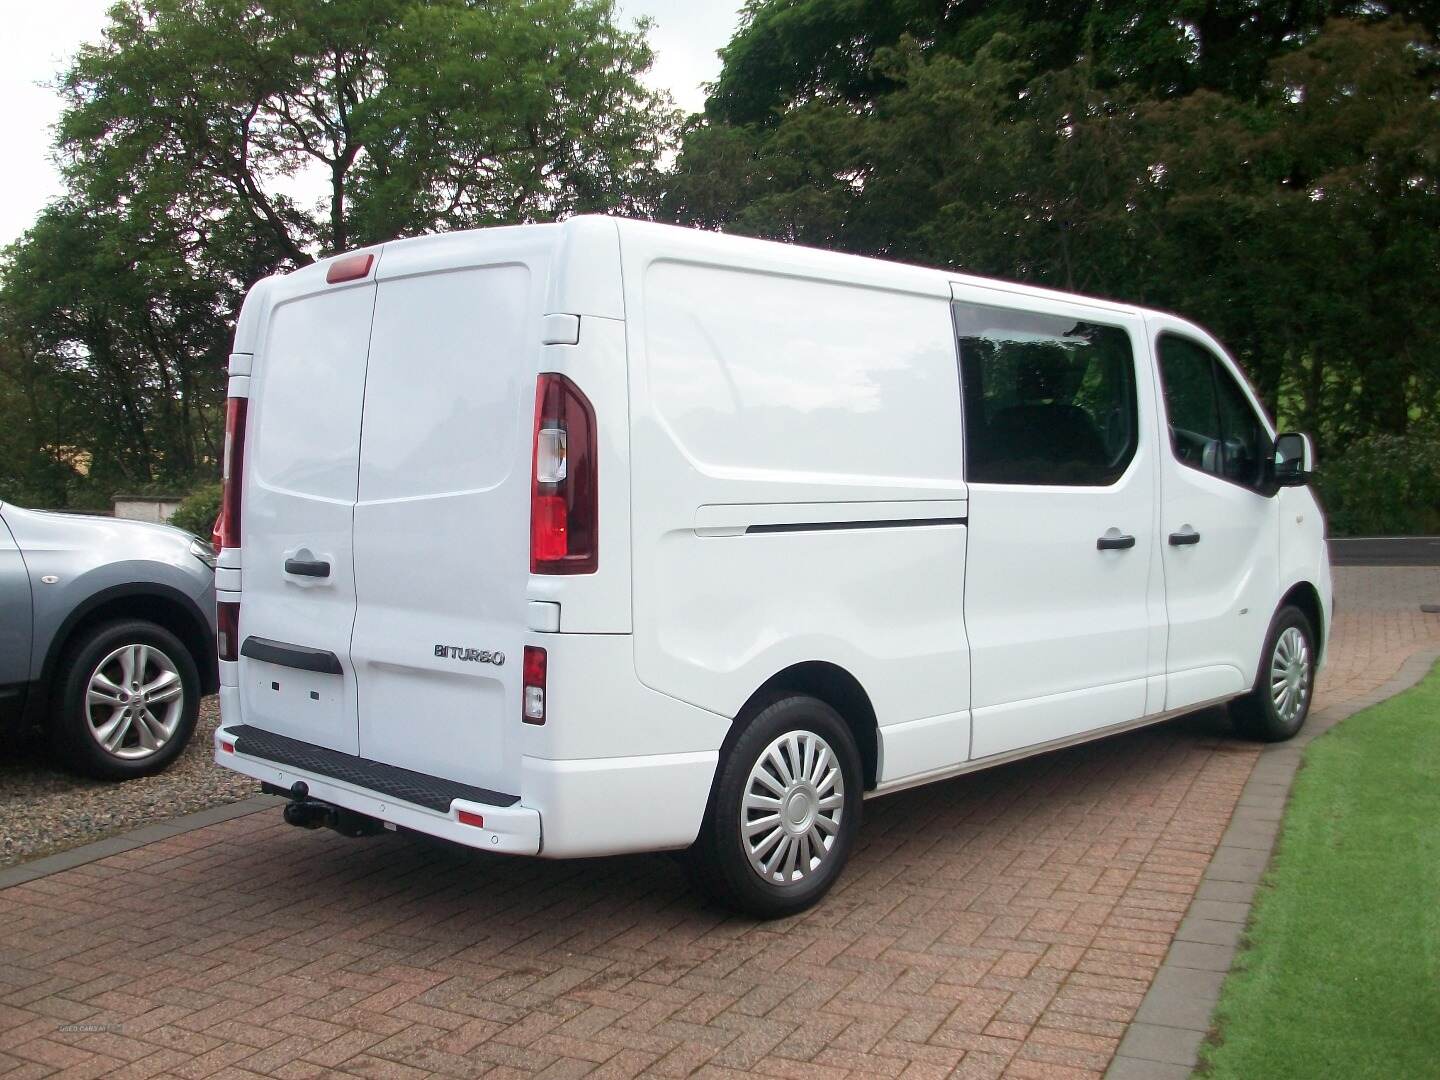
xmin=1148 ymin=320 xmax=1279 ymax=710
xmin=955 ymin=289 xmax=1164 ymax=759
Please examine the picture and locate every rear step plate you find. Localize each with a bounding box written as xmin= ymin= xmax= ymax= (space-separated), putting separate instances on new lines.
xmin=228 ymin=724 xmax=519 ymax=813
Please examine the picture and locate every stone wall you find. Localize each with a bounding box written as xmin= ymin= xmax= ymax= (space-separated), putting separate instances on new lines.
xmin=112 ymin=496 xmax=184 ymax=524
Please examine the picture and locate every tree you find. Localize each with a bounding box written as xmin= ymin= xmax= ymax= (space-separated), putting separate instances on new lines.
xmin=58 ymin=0 xmax=678 ymax=260
xmin=2 ymin=201 xmax=236 ymax=496
xmin=705 ymin=0 xmax=1439 ymax=126
xmin=0 ymin=0 xmax=677 ymax=507
xmin=0 ymin=335 xmax=82 ymax=509
xmin=666 ymin=3 xmax=1440 ymax=457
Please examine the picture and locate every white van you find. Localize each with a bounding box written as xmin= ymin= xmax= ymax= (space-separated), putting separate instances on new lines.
xmin=213 ymin=217 xmax=1331 ymax=916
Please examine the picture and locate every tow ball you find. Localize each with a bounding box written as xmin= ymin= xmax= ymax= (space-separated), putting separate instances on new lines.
xmin=269 ymin=781 xmax=386 ymax=837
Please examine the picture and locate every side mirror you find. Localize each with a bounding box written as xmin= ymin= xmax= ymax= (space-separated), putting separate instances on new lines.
xmin=1273 ymin=431 xmax=1315 ymax=487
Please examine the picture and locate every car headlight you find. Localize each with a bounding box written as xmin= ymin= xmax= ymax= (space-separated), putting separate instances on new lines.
xmin=189 ymin=537 xmax=218 ymax=570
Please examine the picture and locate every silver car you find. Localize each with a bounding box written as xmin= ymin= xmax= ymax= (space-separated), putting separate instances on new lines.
xmin=0 ymin=501 xmax=218 ymax=778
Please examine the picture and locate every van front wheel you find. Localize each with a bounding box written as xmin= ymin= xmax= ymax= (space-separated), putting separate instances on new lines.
xmin=688 ymin=695 xmax=862 ymax=918
xmin=1232 ymin=605 xmax=1316 ymax=742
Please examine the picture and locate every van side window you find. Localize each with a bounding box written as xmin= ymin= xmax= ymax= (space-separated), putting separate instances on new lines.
xmin=1156 ymin=335 xmax=1222 ymax=475
xmin=1213 ymin=363 xmax=1268 ymax=488
xmin=953 ymin=303 xmax=1138 ymax=486
xmin=1157 ymin=334 xmax=1270 ymax=490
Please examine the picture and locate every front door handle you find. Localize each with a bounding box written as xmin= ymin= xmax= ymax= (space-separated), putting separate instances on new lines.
xmin=1169 ymin=528 xmax=1202 ymax=546
xmin=1096 ymin=533 xmax=1136 ymax=551
xmin=284 ymin=557 xmax=331 ymax=577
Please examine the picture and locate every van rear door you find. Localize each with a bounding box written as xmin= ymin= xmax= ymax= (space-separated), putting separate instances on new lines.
xmin=348 ymin=231 xmax=550 ymax=795
xmin=238 ymin=266 xmax=377 ymax=755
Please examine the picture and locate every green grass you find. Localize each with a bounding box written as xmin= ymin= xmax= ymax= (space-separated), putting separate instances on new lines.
xmin=1199 ymin=664 xmax=1440 ymax=1079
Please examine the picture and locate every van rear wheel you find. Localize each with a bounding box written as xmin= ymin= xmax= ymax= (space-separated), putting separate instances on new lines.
xmin=1231 ymin=605 xmax=1316 ymax=742
xmin=688 ymin=695 xmax=862 ymax=918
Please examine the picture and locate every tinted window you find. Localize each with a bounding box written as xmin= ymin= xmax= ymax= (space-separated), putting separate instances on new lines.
xmin=1157 ymin=334 xmax=1271 ymax=490
xmin=1214 ymin=363 xmax=1269 ymax=488
xmin=954 ymin=303 xmax=1138 ymax=486
xmin=1156 ymin=335 xmax=1222 ymax=474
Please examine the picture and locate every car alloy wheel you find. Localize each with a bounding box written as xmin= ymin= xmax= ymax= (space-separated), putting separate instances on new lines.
xmin=84 ymin=643 xmax=186 ymax=760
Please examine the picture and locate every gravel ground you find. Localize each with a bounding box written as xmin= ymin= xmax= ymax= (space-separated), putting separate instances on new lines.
xmin=0 ymin=695 xmax=257 ymax=867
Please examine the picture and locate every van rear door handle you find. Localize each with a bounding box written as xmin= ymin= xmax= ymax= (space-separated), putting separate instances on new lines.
xmin=1169 ymin=528 xmax=1202 ymax=546
xmin=240 ymin=636 xmax=343 ymax=674
xmin=1096 ymin=533 xmax=1136 ymax=550
xmin=284 ymin=557 xmax=331 ymax=577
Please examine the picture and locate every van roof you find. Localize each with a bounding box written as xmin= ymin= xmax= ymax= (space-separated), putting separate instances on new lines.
xmin=234 ymin=216 xmax=1204 ymax=354
xmin=603 ymin=216 xmax=1151 ymax=321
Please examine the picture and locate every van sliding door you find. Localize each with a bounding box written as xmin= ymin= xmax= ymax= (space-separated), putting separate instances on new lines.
xmin=955 ymin=288 xmax=1164 ymax=759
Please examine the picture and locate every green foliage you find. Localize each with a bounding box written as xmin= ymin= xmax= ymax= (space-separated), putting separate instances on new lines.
xmin=6 ymin=0 xmax=1439 ymax=535
xmin=0 ymin=336 xmax=84 ymax=509
xmin=1201 ymin=663 xmax=1440 ymax=1078
xmin=0 ymin=0 xmax=676 ymax=509
xmin=58 ymin=0 xmax=677 ymax=254
xmin=709 ymin=1 xmax=1440 ymax=127
xmin=1314 ymin=434 xmax=1440 ymax=537
xmin=1 ymin=201 xmax=232 ymax=500
xmin=167 ymin=481 xmax=222 ymax=537
xmin=669 ymin=4 xmax=1440 ymax=497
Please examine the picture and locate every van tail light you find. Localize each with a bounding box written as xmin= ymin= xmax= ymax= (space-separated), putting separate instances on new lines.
xmin=217 ymin=396 xmax=247 ymax=551
xmin=217 ymin=600 xmax=240 ymax=663
xmin=522 ymin=646 xmax=547 ymax=725
xmin=325 ymin=252 xmax=373 ymax=284
xmin=530 ymin=374 xmax=597 ymax=573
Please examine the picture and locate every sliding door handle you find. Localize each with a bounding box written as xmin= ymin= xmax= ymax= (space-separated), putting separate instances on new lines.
xmin=1169 ymin=528 xmax=1201 ymax=546
xmin=1096 ymin=533 xmax=1136 ymax=551
xmin=284 ymin=557 xmax=331 ymax=577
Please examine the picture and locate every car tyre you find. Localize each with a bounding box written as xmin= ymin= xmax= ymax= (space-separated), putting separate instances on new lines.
xmin=49 ymin=619 xmax=200 ymax=780
xmin=687 ymin=694 xmax=862 ymax=918
xmin=1231 ymin=605 xmax=1316 ymax=742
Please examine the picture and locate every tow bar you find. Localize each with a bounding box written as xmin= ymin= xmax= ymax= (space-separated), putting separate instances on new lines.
xmin=266 ymin=781 xmax=386 ymax=837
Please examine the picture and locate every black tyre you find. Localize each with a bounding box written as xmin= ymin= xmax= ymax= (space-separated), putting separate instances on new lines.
xmin=1231 ymin=605 xmax=1316 ymax=742
xmin=49 ymin=619 xmax=201 ymax=779
xmin=688 ymin=695 xmax=863 ymax=918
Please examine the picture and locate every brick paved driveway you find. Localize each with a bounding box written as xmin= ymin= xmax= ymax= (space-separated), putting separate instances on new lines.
xmin=2 ymin=567 xmax=1436 ymax=1080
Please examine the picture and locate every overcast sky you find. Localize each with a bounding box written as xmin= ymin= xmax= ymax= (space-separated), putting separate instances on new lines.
xmin=0 ymin=0 xmax=742 ymax=247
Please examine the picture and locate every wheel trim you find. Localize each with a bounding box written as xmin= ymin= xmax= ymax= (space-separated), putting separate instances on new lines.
xmin=742 ymin=729 xmax=845 ymax=885
xmin=1269 ymin=626 xmax=1311 ymax=725
xmin=85 ymin=643 xmax=185 ymax=760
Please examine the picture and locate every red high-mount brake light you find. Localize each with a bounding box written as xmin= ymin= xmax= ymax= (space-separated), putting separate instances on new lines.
xmin=217 ymin=600 xmax=240 ymax=663
xmin=217 ymin=397 xmax=247 ymax=551
xmin=522 ymin=646 xmax=547 ymax=725
xmin=530 ymin=373 xmax=597 ymax=574
xmin=325 ymin=252 xmax=373 ymax=284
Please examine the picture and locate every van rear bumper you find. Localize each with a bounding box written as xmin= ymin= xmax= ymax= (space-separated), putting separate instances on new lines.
xmin=521 ymin=751 xmax=718 ymax=858
xmin=214 ymin=726 xmax=718 ymax=859
xmin=215 ymin=725 xmax=542 ymax=854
